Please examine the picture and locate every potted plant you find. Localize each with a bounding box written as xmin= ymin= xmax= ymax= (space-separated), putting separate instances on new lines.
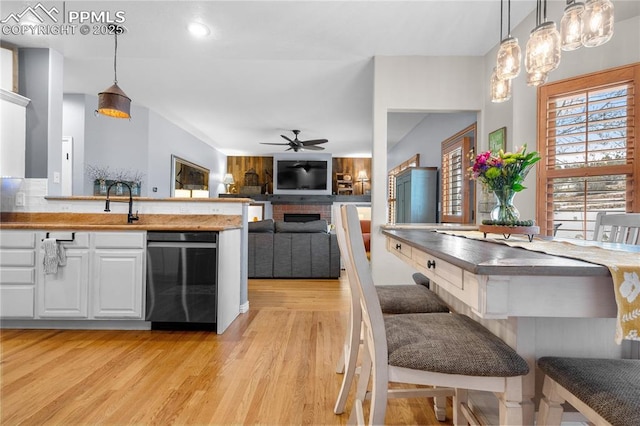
xmin=86 ymin=164 xmax=111 ymax=195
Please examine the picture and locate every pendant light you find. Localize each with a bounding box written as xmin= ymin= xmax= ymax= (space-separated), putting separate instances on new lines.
xmin=96 ymin=27 xmax=131 ymax=119
xmin=496 ymin=0 xmax=521 ymax=80
xmin=525 ymin=0 xmax=561 ymax=80
xmin=582 ymin=0 xmax=614 ymax=47
xmin=560 ymin=1 xmax=585 ymax=51
xmin=526 ymin=69 xmax=548 ymax=87
xmin=491 ymin=67 xmax=512 ymax=103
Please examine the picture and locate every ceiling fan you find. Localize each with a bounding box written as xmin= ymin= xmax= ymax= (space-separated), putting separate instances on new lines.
xmin=260 ymin=129 xmax=328 ymax=152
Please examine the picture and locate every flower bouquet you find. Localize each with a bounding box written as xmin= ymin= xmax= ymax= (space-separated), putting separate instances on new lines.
xmin=469 ymin=145 xmax=541 ymax=225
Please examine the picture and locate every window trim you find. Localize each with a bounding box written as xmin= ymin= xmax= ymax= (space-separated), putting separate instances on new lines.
xmin=441 ymin=124 xmax=476 ymax=223
xmin=536 ymin=63 xmax=640 ymax=235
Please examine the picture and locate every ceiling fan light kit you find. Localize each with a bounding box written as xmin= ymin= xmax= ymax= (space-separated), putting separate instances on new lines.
xmin=260 ymin=129 xmax=328 ymax=152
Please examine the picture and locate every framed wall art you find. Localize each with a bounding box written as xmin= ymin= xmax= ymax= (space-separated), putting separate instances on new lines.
xmin=488 ymin=127 xmax=506 ymax=153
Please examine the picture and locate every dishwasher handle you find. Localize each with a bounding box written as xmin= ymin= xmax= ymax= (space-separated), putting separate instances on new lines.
xmin=147 ymin=241 xmax=217 ymax=249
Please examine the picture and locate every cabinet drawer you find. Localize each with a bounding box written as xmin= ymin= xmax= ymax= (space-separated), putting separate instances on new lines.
xmin=0 ymin=232 xmax=36 ymax=249
xmin=0 ymin=268 xmax=35 ymax=284
xmin=0 ymin=286 xmax=35 ymax=318
xmin=388 ymin=238 xmax=412 ymax=259
xmin=0 ymin=251 xmax=35 ymax=267
xmin=93 ymin=232 xmax=145 ymax=249
xmin=434 ymin=258 xmax=464 ymax=290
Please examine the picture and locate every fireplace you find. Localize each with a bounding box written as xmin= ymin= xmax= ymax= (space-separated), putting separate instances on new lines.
xmin=284 ymin=213 xmax=321 ymax=223
xmin=272 ymin=204 xmax=332 ymax=223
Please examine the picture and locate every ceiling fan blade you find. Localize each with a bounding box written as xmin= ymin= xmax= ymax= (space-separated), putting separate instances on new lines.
xmin=301 ymin=139 xmax=328 ymax=146
xmin=301 ymin=145 xmax=325 ymax=151
xmin=260 ymin=142 xmax=290 ymax=146
xmin=281 ymin=135 xmax=294 ymax=143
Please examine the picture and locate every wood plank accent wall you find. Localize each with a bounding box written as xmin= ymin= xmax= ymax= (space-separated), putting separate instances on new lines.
xmin=227 ymin=156 xmax=371 ymax=195
xmin=332 ymin=157 xmax=371 ymax=195
xmin=226 ymin=156 xmax=273 ymax=194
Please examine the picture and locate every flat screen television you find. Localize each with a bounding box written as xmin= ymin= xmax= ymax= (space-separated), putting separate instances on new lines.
xmin=276 ymin=160 xmax=328 ymax=190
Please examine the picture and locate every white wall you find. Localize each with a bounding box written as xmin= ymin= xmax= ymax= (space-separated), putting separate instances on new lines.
xmin=147 ymin=110 xmax=227 ymax=198
xmin=61 ymin=95 xmax=227 ymax=198
xmin=372 ymin=56 xmax=484 ymax=285
xmin=388 ymin=112 xmax=477 ymax=170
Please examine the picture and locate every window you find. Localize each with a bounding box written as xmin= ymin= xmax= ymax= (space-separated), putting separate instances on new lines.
xmin=537 ymin=64 xmax=639 ymax=238
xmin=441 ymin=124 xmax=475 ymax=223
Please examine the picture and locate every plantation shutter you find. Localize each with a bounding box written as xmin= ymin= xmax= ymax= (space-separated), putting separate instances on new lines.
xmin=537 ymin=64 xmax=639 ymax=237
xmin=441 ymin=136 xmax=473 ymax=223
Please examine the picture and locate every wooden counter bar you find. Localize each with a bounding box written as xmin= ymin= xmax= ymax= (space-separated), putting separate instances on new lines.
xmin=1 ymin=212 xmax=242 ymax=231
xmin=382 ymin=228 xmax=638 ymax=424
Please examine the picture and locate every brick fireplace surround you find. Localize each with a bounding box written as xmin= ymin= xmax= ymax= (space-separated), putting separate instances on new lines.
xmin=272 ymin=204 xmax=332 ymax=223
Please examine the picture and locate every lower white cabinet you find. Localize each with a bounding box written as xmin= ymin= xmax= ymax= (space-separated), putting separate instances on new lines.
xmin=34 ymin=231 xmax=145 ymax=320
xmin=38 ymin=248 xmax=90 ymax=318
xmin=0 ymin=231 xmax=37 ymax=318
xmin=37 ymin=232 xmax=90 ymax=318
xmin=92 ymin=232 xmax=144 ymax=319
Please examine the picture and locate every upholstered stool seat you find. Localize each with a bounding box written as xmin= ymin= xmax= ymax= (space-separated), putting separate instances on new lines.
xmin=537 ymin=357 xmax=640 ymax=426
xmin=386 ymin=313 xmax=530 ymax=377
xmin=376 ymin=284 xmax=449 ymax=314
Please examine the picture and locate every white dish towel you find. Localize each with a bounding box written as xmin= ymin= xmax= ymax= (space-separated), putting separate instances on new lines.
xmin=42 ymin=238 xmax=66 ymax=274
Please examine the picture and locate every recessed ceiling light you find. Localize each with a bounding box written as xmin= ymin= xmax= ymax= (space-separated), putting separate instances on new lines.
xmin=188 ymin=22 xmax=210 ymax=38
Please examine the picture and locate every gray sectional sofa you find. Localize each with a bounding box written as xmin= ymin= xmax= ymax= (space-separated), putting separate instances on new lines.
xmin=248 ymin=219 xmax=340 ymax=279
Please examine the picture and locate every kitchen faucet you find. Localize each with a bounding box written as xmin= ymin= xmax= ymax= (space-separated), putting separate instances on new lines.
xmin=104 ymin=181 xmax=139 ymax=224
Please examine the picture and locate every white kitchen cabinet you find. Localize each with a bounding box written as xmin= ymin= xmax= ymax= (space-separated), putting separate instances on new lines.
xmin=0 ymin=230 xmax=36 ymax=318
xmin=92 ymin=232 xmax=144 ymax=318
xmin=35 ymin=231 xmax=145 ymax=320
xmin=37 ymin=232 xmax=90 ymax=318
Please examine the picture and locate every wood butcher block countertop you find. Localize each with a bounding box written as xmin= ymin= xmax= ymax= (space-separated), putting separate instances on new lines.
xmin=0 ymin=213 xmax=243 ymax=231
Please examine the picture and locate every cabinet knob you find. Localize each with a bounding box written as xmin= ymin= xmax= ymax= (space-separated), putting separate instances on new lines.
xmin=427 ymin=260 xmax=436 ymax=269
xmin=395 ymin=243 xmax=402 ymax=250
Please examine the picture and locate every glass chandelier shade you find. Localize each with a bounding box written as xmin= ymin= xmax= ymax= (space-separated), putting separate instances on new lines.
xmin=496 ymin=37 xmax=521 ymax=80
xmin=490 ymin=68 xmax=512 ymax=103
xmin=525 ymin=21 xmax=561 ymax=77
xmin=560 ymin=2 xmax=585 ymax=51
xmin=582 ymin=0 xmax=614 ymax=47
xmin=526 ymin=69 xmax=548 ymax=87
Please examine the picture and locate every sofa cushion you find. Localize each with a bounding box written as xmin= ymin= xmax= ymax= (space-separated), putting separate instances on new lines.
xmin=248 ymin=233 xmax=274 ymax=277
xmin=275 ymin=220 xmax=328 ymax=233
xmin=248 ymin=219 xmax=275 ymax=233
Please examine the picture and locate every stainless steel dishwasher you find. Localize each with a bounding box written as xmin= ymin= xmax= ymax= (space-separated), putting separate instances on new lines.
xmin=145 ymin=231 xmax=218 ymax=330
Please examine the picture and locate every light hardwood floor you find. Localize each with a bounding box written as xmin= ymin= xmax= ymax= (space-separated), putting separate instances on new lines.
xmin=1 ymin=275 xmax=452 ymax=425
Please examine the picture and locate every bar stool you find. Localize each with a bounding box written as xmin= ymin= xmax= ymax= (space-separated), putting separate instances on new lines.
xmin=333 ymin=214 xmax=449 ymax=418
xmin=537 ymin=356 xmax=640 ymax=426
xmin=339 ymin=205 xmax=530 ymax=425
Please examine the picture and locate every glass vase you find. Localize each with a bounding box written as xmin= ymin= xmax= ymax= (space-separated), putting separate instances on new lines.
xmin=490 ymin=188 xmax=520 ymax=223
xmin=99 ymin=179 xmax=107 ymax=195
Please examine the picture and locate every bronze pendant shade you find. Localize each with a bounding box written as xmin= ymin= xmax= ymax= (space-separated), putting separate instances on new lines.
xmin=97 ymin=83 xmax=131 ymax=119
xmin=96 ymin=28 xmax=131 ymax=119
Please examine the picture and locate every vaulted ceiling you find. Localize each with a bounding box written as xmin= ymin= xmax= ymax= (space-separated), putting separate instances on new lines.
xmin=2 ymin=1 xmax=604 ymax=157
